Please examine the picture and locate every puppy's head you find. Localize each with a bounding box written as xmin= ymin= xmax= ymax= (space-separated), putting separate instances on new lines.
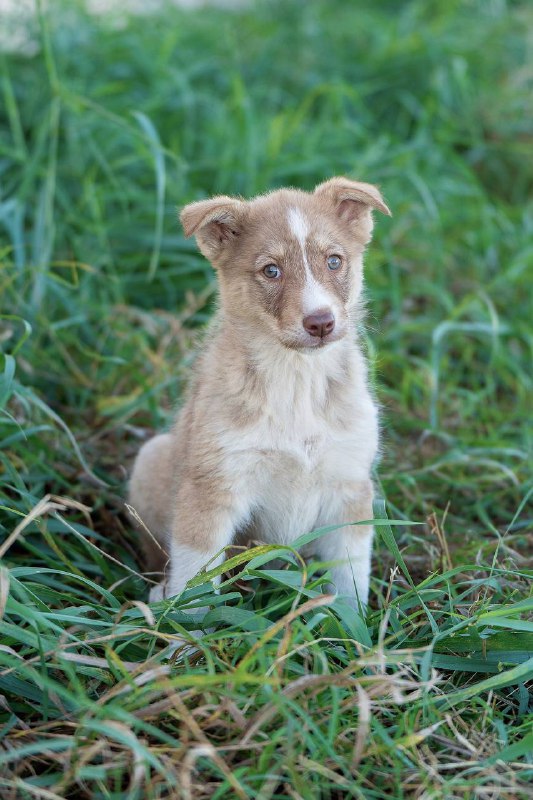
xmin=180 ymin=177 xmax=390 ymax=351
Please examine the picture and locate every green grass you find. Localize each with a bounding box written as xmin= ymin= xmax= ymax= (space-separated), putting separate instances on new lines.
xmin=0 ymin=0 xmax=532 ymax=797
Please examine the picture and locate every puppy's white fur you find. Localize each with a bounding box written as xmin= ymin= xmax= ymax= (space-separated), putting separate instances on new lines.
xmin=288 ymin=206 xmax=338 ymax=316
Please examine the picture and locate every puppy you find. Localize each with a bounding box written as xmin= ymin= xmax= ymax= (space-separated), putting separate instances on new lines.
xmin=129 ymin=177 xmax=390 ymax=610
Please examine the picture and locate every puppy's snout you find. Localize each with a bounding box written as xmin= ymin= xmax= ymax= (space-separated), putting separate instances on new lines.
xmin=303 ymin=311 xmax=335 ymax=338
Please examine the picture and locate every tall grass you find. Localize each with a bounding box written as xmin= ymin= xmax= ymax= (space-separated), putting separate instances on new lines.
xmin=0 ymin=0 xmax=532 ymax=797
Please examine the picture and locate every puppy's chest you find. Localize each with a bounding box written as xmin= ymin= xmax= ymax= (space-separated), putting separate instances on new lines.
xmin=221 ymin=371 xmax=356 ymax=473
xmin=260 ymin=406 xmax=328 ymax=465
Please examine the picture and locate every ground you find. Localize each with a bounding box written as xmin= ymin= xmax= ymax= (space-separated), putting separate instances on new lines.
xmin=0 ymin=1 xmax=532 ymax=798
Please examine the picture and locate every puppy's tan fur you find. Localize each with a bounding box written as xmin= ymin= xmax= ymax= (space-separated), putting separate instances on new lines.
xmin=129 ymin=177 xmax=390 ymax=608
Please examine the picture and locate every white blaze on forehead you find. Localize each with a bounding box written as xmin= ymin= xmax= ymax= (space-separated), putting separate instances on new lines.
xmin=286 ymin=206 xmax=337 ymax=316
xmin=287 ymin=206 xmax=310 ymax=254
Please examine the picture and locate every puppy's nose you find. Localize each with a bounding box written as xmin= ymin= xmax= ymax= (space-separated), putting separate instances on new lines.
xmin=303 ymin=311 xmax=335 ymax=338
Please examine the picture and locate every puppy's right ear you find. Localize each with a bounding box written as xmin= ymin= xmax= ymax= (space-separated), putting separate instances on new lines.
xmin=180 ymin=196 xmax=245 ymax=263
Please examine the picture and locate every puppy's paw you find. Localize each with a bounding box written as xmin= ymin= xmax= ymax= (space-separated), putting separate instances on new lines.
xmin=148 ymin=582 xmax=166 ymax=603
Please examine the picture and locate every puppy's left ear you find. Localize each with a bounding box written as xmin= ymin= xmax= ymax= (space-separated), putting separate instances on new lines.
xmin=180 ymin=195 xmax=245 ymax=264
xmin=314 ymin=177 xmax=391 ymax=242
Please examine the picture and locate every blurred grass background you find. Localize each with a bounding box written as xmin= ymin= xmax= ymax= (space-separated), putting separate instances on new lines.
xmin=0 ymin=0 xmax=532 ymax=797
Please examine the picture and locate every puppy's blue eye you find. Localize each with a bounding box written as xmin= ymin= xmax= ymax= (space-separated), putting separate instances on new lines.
xmin=327 ymin=255 xmax=342 ymax=270
xmin=263 ymin=264 xmax=281 ymax=279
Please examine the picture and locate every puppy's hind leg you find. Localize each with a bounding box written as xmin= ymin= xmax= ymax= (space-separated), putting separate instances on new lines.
xmin=128 ymin=433 xmax=175 ymax=577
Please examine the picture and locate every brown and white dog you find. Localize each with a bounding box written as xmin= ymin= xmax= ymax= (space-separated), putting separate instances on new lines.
xmin=129 ymin=177 xmax=390 ymax=611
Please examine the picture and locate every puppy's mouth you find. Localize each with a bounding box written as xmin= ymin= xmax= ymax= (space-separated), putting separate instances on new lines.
xmin=281 ymin=329 xmax=346 ymax=351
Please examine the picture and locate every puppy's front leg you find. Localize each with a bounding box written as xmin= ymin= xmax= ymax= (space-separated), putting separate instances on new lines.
xmin=151 ymin=478 xmax=250 ymax=602
xmin=317 ymin=480 xmax=375 ymax=609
